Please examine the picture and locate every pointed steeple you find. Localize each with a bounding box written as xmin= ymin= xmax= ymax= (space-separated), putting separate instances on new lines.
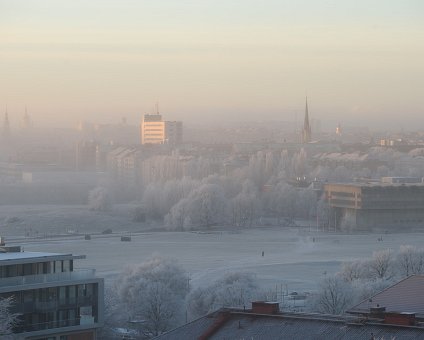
xmin=302 ymin=96 xmax=311 ymax=143
xmin=23 ymin=105 xmax=31 ymax=129
xmin=3 ymin=106 xmax=10 ymax=138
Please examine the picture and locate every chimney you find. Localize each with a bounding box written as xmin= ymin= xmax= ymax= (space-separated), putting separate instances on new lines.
xmin=251 ymin=301 xmax=280 ymax=314
xmin=369 ymin=306 xmax=386 ymax=319
xmin=384 ymin=312 xmax=416 ymax=326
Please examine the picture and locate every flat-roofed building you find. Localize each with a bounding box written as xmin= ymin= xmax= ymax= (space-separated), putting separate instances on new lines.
xmin=140 ymin=113 xmax=182 ymax=145
xmin=324 ymin=182 xmax=424 ymax=230
xmin=0 ymin=245 xmax=103 ymax=340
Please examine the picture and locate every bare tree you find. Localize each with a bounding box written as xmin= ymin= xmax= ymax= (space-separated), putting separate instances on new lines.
xmin=311 ymin=276 xmax=354 ymax=315
xmin=397 ymin=245 xmax=424 ymax=277
xmin=368 ymin=249 xmax=393 ymax=280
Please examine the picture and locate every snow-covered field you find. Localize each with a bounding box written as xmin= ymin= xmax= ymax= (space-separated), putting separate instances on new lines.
xmin=0 ymin=204 xmax=150 ymax=237
xmin=9 ymin=224 xmax=424 ymax=294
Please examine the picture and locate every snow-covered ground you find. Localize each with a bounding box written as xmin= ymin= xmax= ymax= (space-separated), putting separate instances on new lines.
xmin=11 ymin=226 xmax=424 ymax=294
xmin=0 ymin=204 xmax=150 ymax=237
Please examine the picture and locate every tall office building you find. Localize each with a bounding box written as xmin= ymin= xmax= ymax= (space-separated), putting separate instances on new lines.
xmin=140 ymin=111 xmax=182 ymax=145
xmin=0 ymin=244 xmax=104 ymax=339
xmin=140 ymin=113 xmax=165 ymax=144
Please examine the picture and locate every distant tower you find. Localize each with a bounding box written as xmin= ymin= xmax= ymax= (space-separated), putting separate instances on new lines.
xmin=23 ymin=105 xmax=31 ymax=129
xmin=336 ymin=123 xmax=342 ymax=137
xmin=301 ymin=96 xmax=311 ymax=143
xmin=3 ymin=106 xmax=10 ymax=138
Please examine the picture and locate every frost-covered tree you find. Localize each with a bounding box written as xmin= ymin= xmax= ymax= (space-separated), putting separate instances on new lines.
xmin=0 ymin=296 xmax=19 ymax=339
xmin=143 ymin=178 xmax=201 ymax=220
xmin=397 ymin=245 xmax=424 ymax=277
xmin=142 ymin=183 xmax=163 ymax=219
xmin=230 ymin=180 xmax=260 ymax=227
xmin=295 ymin=187 xmax=317 ymax=219
xmin=292 ymin=148 xmax=308 ymax=178
xmin=88 ymin=187 xmax=112 ymax=211
xmin=187 ymin=272 xmax=260 ymax=319
xmin=166 ymin=183 xmax=228 ymax=229
xmin=367 ymin=249 xmax=393 ymax=280
xmin=340 ymin=261 xmax=366 ymax=283
xmin=115 ymin=256 xmax=189 ymax=337
xmin=99 ymin=286 xmax=129 ymax=339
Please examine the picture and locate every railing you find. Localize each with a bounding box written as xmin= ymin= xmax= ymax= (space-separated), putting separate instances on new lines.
xmin=14 ymin=317 xmax=96 ymax=333
xmin=11 ymin=296 xmax=95 ymax=314
xmin=0 ymin=269 xmax=96 ymax=288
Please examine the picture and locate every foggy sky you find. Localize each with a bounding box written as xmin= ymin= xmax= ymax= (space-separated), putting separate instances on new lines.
xmin=1 ymin=0 xmax=423 ymax=128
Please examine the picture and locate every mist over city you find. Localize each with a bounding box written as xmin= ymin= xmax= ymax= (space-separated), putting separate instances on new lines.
xmin=1 ymin=1 xmax=424 ymax=339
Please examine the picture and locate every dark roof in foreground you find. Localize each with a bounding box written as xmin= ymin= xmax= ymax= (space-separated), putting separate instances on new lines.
xmin=156 ymin=309 xmax=424 ymax=340
xmin=349 ymin=275 xmax=424 ymax=316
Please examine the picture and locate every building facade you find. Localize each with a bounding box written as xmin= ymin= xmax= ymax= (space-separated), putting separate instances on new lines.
xmin=324 ymin=181 xmax=424 ymax=230
xmin=0 ymin=245 xmax=103 ymax=340
xmin=140 ymin=113 xmax=182 ymax=145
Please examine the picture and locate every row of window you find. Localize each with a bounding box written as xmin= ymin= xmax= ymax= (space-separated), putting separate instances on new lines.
xmin=0 ymin=283 xmax=96 ymax=304
xmin=0 ymin=260 xmax=73 ymax=278
xmin=16 ymin=306 xmax=96 ymax=333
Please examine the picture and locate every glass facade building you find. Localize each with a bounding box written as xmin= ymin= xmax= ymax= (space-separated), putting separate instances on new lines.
xmin=0 ymin=246 xmax=103 ymax=340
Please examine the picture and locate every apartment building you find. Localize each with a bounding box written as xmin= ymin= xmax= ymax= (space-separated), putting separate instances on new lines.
xmin=0 ymin=244 xmax=104 ymax=340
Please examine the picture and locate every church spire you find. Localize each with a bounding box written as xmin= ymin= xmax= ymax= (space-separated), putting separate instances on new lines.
xmin=23 ymin=105 xmax=31 ymax=129
xmin=302 ymin=96 xmax=311 ymax=143
xmin=3 ymin=105 xmax=10 ymax=138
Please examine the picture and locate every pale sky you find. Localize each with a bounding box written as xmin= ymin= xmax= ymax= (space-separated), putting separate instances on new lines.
xmin=1 ymin=0 xmax=423 ymax=128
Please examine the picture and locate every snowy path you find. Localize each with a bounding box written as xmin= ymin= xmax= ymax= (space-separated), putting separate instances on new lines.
xmin=18 ymin=228 xmax=424 ymax=292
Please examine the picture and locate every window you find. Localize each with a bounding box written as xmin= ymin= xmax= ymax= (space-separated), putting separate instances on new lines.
xmin=23 ymin=264 xmax=32 ymax=276
xmin=68 ymin=285 xmax=76 ymax=304
xmin=62 ymin=260 xmax=70 ymax=272
xmin=24 ymin=290 xmax=33 ymax=303
xmin=59 ymin=286 xmax=66 ymax=303
xmin=7 ymin=265 xmax=18 ymax=277
xmin=47 ymin=287 xmax=57 ymax=301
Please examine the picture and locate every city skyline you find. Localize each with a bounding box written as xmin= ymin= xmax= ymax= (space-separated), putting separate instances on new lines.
xmin=1 ymin=0 xmax=423 ymax=128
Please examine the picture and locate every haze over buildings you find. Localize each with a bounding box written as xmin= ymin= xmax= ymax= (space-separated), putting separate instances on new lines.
xmin=2 ymin=1 xmax=424 ymax=338
xmin=1 ymin=1 xmax=423 ymax=128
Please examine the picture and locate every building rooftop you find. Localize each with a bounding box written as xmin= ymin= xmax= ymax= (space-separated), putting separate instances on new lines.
xmin=324 ymin=182 xmax=424 ymax=188
xmin=349 ymin=275 xmax=424 ymax=317
xmin=0 ymin=251 xmax=85 ymax=265
xmin=156 ymin=308 xmax=424 ymax=340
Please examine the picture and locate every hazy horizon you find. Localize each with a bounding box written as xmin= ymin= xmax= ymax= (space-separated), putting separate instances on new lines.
xmin=1 ymin=0 xmax=423 ymax=128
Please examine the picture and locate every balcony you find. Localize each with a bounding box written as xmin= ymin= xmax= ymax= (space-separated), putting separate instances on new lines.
xmin=0 ymin=269 xmax=96 ymax=288
xmin=14 ymin=317 xmax=96 ymax=333
xmin=11 ymin=296 xmax=95 ymax=314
